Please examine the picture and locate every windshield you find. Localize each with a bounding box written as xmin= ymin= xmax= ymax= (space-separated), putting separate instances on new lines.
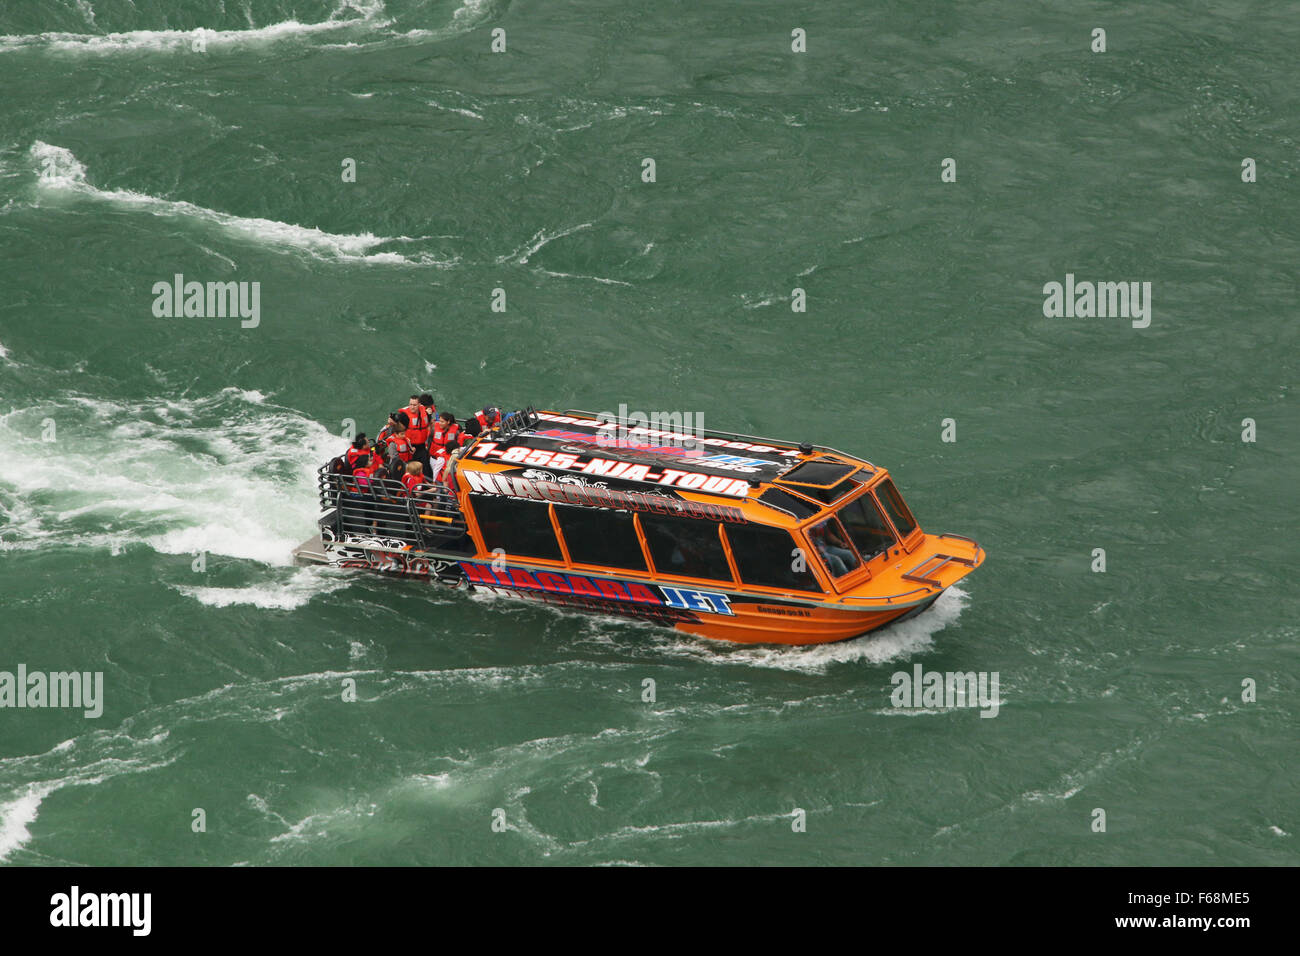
xmin=808 ymin=517 xmax=861 ymax=579
xmin=835 ymin=493 xmax=896 ymax=562
xmin=875 ymin=478 xmax=918 ymax=539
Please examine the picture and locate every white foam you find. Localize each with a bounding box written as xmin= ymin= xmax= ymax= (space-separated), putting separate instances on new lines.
xmin=535 ymin=269 xmax=633 ymax=287
xmin=28 ymin=142 xmax=455 ymax=266
xmin=650 ymin=587 xmax=970 ymax=673
xmin=174 ymin=567 xmax=350 ymax=609
xmin=0 ymin=1 xmax=391 ymax=54
xmin=0 ymin=388 xmax=340 ymax=566
xmin=496 ymin=222 xmax=593 ymax=265
xmin=0 ymin=0 xmax=497 ymax=55
xmin=0 ymin=729 xmax=179 ymax=861
xmin=0 ymin=783 xmax=58 ymax=862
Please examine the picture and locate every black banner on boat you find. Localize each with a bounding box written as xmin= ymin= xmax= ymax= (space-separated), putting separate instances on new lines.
xmin=460 ymin=470 xmax=747 ymax=522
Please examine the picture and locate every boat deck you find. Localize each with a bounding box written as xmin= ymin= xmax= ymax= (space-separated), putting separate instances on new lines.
xmin=292 ymin=535 xmax=329 ymax=565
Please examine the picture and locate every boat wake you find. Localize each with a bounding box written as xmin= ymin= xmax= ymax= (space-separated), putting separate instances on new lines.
xmin=0 ymin=1 xmax=503 ymax=55
xmin=0 ymin=730 xmax=176 ymax=864
xmin=172 ymin=566 xmax=352 ymax=610
xmin=646 ymin=586 xmax=971 ymax=673
xmin=0 ymin=387 xmax=337 ymax=566
xmin=25 ymin=142 xmax=457 ymax=266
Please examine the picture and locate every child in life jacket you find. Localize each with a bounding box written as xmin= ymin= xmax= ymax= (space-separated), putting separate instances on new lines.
xmin=401 ymin=460 xmax=427 ymax=494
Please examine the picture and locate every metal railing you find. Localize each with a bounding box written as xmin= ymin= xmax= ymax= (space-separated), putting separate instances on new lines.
xmin=563 ymin=408 xmax=876 ymax=469
xmin=497 ymin=406 xmax=540 ymax=439
xmin=900 ymin=552 xmax=977 ymax=588
xmin=316 ymin=467 xmax=466 ymax=548
xmin=839 ymin=587 xmax=933 ymax=606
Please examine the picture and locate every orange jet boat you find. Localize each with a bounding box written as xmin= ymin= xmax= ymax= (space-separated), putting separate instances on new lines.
xmin=295 ymin=408 xmax=984 ymax=645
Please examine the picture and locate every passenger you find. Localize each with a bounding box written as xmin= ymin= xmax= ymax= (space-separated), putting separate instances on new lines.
xmin=463 ymin=406 xmax=501 ymax=438
xmin=405 ymin=395 xmax=432 ymax=447
xmin=375 ymin=415 xmax=410 ymax=479
xmin=345 ymin=456 xmax=384 ymax=532
xmin=349 ymin=457 xmax=370 ymax=488
xmin=376 ymin=411 xmax=407 ymax=452
xmin=401 ymin=460 xmax=426 ymax=494
xmin=810 ymin=520 xmax=858 ymax=577
xmin=429 ymin=411 xmax=461 ymax=453
xmin=350 ymin=453 xmax=383 ymax=489
xmin=345 ymin=434 xmax=370 ymax=469
xmin=428 ymin=436 xmax=460 ymax=484
xmin=443 ymin=439 xmax=468 ymax=493
xmin=403 ymin=397 xmax=435 ymax=472
xmin=427 ymin=447 xmax=447 ymax=484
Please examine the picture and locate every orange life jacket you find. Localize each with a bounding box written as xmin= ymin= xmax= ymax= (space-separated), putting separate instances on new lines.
xmin=430 ymin=420 xmax=460 ymax=451
xmin=386 ymin=433 xmax=414 ymax=462
xmin=401 ymin=472 xmax=425 ymax=493
xmin=405 ymin=405 xmax=431 ymax=445
xmin=346 ymin=445 xmax=370 ymax=467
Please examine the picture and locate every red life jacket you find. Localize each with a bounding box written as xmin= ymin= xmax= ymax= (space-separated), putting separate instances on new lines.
xmin=429 ymin=420 xmax=460 ymax=451
xmin=346 ymin=445 xmax=370 ymax=467
xmin=474 ymin=408 xmax=500 ymax=431
xmin=405 ymin=405 xmax=431 ymax=445
xmin=387 ymin=434 xmax=414 ymax=462
xmin=401 ymin=472 xmax=425 ymax=493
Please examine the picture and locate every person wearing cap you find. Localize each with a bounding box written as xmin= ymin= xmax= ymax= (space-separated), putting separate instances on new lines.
xmin=463 ymin=406 xmax=501 ymax=438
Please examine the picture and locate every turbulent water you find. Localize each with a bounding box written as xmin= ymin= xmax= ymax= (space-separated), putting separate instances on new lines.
xmin=0 ymin=0 xmax=1296 ymax=866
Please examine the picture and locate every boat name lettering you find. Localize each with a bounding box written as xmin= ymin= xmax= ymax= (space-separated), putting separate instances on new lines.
xmin=465 ymin=449 xmax=752 ymax=502
xmin=461 ymin=563 xmax=661 ymax=604
xmin=659 ymin=586 xmax=734 ymax=616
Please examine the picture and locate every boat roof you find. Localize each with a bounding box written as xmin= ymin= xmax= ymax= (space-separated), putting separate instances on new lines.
xmin=458 ymin=407 xmax=881 ymax=519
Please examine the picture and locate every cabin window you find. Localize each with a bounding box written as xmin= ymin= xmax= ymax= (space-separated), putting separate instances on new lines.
xmin=554 ymin=506 xmax=647 ymax=573
xmin=779 ymin=460 xmax=856 ymax=487
xmin=468 ymin=495 xmax=563 ymax=562
xmin=757 ymin=487 xmax=820 ymax=520
xmin=875 ymin=478 xmax=918 ymax=539
xmin=836 ymin=493 xmax=895 ymax=562
xmin=724 ymin=524 xmax=823 ymax=592
xmin=640 ymin=514 xmax=732 ymax=583
xmin=808 ymin=517 xmax=861 ymax=578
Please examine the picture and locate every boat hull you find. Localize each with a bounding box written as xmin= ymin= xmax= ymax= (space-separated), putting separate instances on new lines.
xmin=294 ymin=535 xmax=947 ymax=645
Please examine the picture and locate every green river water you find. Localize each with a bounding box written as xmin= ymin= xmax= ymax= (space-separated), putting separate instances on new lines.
xmin=0 ymin=0 xmax=1295 ymax=866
